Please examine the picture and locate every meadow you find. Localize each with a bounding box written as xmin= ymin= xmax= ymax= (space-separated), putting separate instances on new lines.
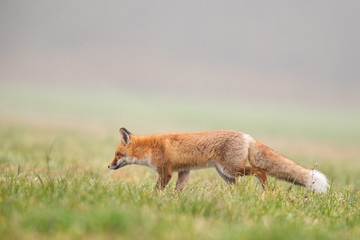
xmin=0 ymin=84 xmax=360 ymax=239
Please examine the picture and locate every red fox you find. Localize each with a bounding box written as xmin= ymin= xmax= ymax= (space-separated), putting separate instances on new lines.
xmin=108 ymin=128 xmax=329 ymax=193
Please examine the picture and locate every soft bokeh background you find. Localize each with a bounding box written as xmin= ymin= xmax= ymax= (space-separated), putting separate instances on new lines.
xmin=1 ymin=0 xmax=360 ymax=184
xmin=1 ymin=1 xmax=360 ymax=239
xmin=1 ymin=0 xmax=360 ymax=103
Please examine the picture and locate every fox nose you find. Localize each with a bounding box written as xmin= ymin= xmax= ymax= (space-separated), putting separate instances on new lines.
xmin=108 ymin=165 xmax=110 ymax=168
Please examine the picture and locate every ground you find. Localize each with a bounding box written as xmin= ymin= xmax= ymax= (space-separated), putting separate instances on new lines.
xmin=0 ymin=84 xmax=359 ymax=239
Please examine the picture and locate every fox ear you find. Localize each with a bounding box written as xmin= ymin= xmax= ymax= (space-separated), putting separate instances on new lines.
xmin=119 ymin=128 xmax=132 ymax=145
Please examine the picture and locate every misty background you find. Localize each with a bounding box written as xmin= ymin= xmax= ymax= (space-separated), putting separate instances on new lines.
xmin=1 ymin=0 xmax=359 ymax=107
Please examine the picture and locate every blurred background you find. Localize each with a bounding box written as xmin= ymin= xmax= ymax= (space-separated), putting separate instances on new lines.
xmin=1 ymin=0 xmax=360 ymax=104
xmin=0 ymin=1 xmax=359 ymax=185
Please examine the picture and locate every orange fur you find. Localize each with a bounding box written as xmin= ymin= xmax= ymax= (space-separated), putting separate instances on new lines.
xmin=108 ymin=128 xmax=329 ymax=192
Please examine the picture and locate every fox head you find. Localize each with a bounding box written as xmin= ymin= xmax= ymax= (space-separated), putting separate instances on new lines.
xmin=108 ymin=128 xmax=132 ymax=170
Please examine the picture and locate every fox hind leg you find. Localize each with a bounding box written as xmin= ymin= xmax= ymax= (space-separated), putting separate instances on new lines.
xmin=252 ymin=167 xmax=268 ymax=189
xmin=237 ymin=166 xmax=268 ymax=190
xmin=215 ymin=165 xmax=236 ymax=185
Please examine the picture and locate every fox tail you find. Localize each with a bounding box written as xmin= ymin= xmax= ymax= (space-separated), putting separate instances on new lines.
xmin=249 ymin=140 xmax=329 ymax=193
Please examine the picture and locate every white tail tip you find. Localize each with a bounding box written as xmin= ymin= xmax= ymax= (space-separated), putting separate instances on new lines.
xmin=306 ymin=170 xmax=329 ymax=193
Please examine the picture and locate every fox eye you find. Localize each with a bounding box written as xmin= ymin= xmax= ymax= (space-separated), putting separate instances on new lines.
xmin=116 ymin=152 xmax=121 ymax=157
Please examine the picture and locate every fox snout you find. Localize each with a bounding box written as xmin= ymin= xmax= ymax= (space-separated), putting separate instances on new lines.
xmin=108 ymin=158 xmax=129 ymax=170
xmin=108 ymin=163 xmax=119 ymax=170
xmin=108 ymin=158 xmax=119 ymax=170
xmin=108 ymin=164 xmax=118 ymax=169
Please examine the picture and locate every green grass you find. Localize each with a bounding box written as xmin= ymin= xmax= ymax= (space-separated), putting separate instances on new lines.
xmin=1 ymin=171 xmax=359 ymax=240
xmin=1 ymin=84 xmax=360 ymax=239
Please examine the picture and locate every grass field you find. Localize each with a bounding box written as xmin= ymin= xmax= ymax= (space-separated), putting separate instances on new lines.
xmin=1 ymin=84 xmax=360 ymax=239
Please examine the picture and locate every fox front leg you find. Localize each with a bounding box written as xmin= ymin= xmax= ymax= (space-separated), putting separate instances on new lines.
xmin=155 ymin=172 xmax=172 ymax=190
xmin=175 ymin=170 xmax=190 ymax=191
